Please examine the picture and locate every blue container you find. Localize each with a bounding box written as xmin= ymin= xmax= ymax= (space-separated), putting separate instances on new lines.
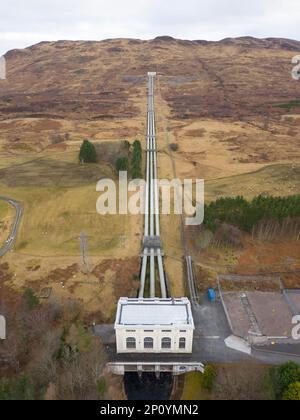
xmin=208 ymin=288 xmax=216 ymax=302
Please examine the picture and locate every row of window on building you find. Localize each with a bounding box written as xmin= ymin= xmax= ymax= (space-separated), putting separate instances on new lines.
xmin=126 ymin=337 xmax=186 ymax=350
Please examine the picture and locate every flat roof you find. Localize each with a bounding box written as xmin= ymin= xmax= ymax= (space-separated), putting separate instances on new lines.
xmin=115 ymin=298 xmax=194 ymax=328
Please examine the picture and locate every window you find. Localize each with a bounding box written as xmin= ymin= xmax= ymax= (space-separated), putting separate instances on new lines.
xmin=162 ymin=330 xmax=172 ymax=333
xmin=161 ymin=337 xmax=172 ymax=349
xmin=179 ymin=338 xmax=186 ymax=349
xmin=126 ymin=337 xmax=136 ymax=349
xmin=180 ymin=330 xmax=186 ymax=333
xmin=144 ymin=337 xmax=154 ymax=349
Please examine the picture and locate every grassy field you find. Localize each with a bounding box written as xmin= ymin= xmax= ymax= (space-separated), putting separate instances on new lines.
xmin=0 ymin=141 xmax=142 ymax=321
xmin=0 ymin=185 xmax=127 ymax=255
xmin=205 ymin=164 xmax=300 ymax=201
xmin=0 ymin=154 xmax=112 ymax=188
xmin=181 ymin=372 xmax=210 ymax=400
xmin=0 ymin=144 xmax=142 ymax=257
xmin=0 ymin=200 xmax=15 ymax=245
xmin=0 ymin=200 xmax=10 ymax=219
xmin=181 ymin=365 xmax=270 ymax=400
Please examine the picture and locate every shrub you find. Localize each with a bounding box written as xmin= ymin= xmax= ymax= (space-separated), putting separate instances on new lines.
xmin=0 ymin=375 xmax=35 ymax=400
xmin=169 ymin=143 xmax=179 ymax=152
xmin=2 ymin=96 xmax=12 ymax=103
xmin=124 ymin=140 xmax=131 ymax=151
xmin=202 ymin=365 xmax=217 ymax=391
xmin=269 ymin=362 xmax=300 ymax=399
xmin=18 ymin=240 xmax=29 ymax=250
xmin=97 ymin=378 xmax=107 ymax=398
xmin=23 ymin=288 xmax=40 ymax=310
xmin=283 ymin=382 xmax=300 ymax=400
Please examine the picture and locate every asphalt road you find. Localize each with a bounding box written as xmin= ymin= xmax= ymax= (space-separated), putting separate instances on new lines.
xmin=0 ymin=196 xmax=22 ymax=257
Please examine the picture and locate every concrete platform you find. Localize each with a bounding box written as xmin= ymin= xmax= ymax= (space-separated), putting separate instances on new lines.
xmin=222 ymin=291 xmax=299 ymax=340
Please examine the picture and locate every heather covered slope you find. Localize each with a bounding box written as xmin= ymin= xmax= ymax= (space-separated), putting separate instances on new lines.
xmin=0 ymin=36 xmax=300 ymax=311
xmin=1 ymin=36 xmax=300 ymax=122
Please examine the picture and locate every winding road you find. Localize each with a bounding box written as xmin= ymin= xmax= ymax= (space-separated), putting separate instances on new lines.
xmin=0 ymin=196 xmax=22 ymax=257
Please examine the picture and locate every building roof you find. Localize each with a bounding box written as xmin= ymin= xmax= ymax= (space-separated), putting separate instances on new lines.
xmin=115 ymin=298 xmax=194 ymax=328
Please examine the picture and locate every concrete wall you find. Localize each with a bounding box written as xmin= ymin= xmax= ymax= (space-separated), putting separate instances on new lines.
xmin=0 ymin=315 xmax=6 ymax=340
xmin=116 ymin=326 xmax=193 ymax=354
xmin=108 ymin=363 xmax=205 ymax=376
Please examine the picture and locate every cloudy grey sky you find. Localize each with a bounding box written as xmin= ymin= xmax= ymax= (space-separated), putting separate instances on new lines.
xmin=1 ymin=0 xmax=300 ymax=56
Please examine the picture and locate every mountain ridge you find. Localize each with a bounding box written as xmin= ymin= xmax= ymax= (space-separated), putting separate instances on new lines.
xmin=4 ymin=35 xmax=300 ymax=58
xmin=1 ymin=36 xmax=299 ymax=125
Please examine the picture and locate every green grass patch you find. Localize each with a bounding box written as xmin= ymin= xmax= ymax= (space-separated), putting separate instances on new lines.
xmin=181 ymin=372 xmax=210 ymax=400
xmin=275 ymin=100 xmax=300 ymax=112
xmin=97 ymin=378 xmax=107 ymax=398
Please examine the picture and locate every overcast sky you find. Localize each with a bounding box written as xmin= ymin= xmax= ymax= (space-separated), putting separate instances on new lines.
xmin=1 ymin=0 xmax=300 ymax=56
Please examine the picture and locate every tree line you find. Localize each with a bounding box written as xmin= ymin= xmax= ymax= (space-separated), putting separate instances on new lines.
xmin=78 ymin=139 xmax=143 ymax=180
xmin=204 ymin=195 xmax=300 ymax=234
xmin=115 ymin=140 xmax=142 ymax=179
xmin=0 ymin=287 xmax=107 ymax=400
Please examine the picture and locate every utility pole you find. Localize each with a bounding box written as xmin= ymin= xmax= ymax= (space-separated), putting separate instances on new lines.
xmin=80 ymin=231 xmax=90 ymax=274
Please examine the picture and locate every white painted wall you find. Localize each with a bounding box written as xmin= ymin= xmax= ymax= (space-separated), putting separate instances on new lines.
xmin=116 ymin=326 xmax=193 ymax=354
xmin=0 ymin=315 xmax=6 ymax=340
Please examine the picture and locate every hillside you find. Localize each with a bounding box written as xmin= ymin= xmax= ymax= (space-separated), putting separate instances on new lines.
xmin=0 ymin=36 xmax=300 ymax=317
xmin=1 ymin=36 xmax=300 ymax=122
xmin=0 ymin=36 xmax=299 ymax=165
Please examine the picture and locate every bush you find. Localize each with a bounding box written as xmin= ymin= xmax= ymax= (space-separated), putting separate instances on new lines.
xmin=97 ymin=378 xmax=107 ymax=398
xmin=269 ymin=362 xmax=300 ymax=399
xmin=124 ymin=140 xmax=131 ymax=151
xmin=202 ymin=365 xmax=217 ymax=391
xmin=283 ymin=382 xmax=300 ymax=400
xmin=169 ymin=143 xmax=179 ymax=152
xmin=23 ymin=288 xmax=40 ymax=310
xmin=0 ymin=375 xmax=35 ymax=400
xmin=79 ymin=140 xmax=98 ymax=163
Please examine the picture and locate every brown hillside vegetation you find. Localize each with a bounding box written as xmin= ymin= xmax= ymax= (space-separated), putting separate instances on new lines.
xmin=0 ymin=36 xmax=300 ymax=400
xmin=0 ymin=36 xmax=300 ymax=311
xmin=1 ymin=36 xmax=300 ymax=121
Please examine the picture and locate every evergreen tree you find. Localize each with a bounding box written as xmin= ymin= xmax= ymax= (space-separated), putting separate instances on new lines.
xmin=116 ymin=157 xmax=129 ymax=173
xmin=79 ymin=140 xmax=98 ymax=163
xmin=131 ymin=140 xmax=142 ymax=179
xmin=204 ymin=195 xmax=300 ymax=233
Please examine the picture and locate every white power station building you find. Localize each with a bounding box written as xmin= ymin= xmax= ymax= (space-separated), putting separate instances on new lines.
xmin=115 ymin=298 xmax=194 ymax=354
